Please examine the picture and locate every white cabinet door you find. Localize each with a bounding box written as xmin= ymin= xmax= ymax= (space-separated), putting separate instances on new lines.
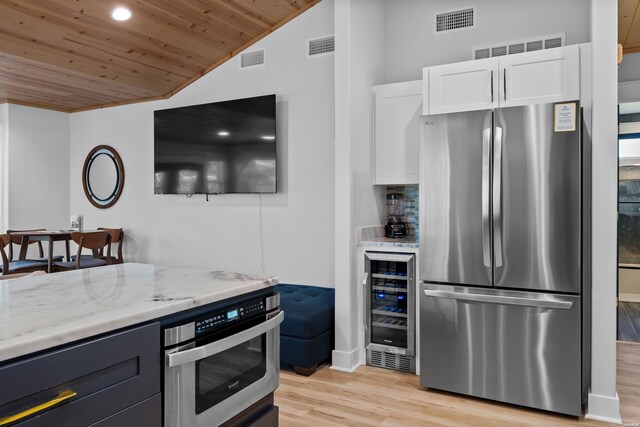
xmin=373 ymin=80 xmax=422 ymax=185
xmin=499 ymin=45 xmax=580 ymax=107
xmin=425 ymin=57 xmax=498 ymax=115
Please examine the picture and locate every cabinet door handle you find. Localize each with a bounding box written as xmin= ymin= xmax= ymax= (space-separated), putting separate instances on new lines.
xmin=0 ymin=390 xmax=77 ymax=425
xmin=490 ymin=70 xmax=494 ymax=103
xmin=503 ymin=69 xmax=507 ymax=101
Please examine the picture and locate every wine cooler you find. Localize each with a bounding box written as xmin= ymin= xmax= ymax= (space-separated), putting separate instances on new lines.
xmin=364 ymin=252 xmax=416 ymax=373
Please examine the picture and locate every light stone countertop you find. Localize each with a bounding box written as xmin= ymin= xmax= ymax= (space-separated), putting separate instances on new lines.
xmin=359 ymin=236 xmax=419 ymax=248
xmin=357 ymin=226 xmax=419 ymax=248
xmin=0 ymin=263 xmax=278 ymax=363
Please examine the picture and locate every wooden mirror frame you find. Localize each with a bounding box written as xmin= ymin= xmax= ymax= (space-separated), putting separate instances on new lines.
xmin=82 ymin=145 xmax=125 ymax=209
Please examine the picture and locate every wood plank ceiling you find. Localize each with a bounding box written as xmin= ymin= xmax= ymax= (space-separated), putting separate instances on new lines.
xmin=620 ymin=0 xmax=640 ymax=54
xmin=0 ymin=0 xmax=320 ymax=112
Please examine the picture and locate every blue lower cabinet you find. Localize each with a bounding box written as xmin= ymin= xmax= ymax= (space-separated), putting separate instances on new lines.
xmin=0 ymin=323 xmax=161 ymax=426
xmin=90 ymin=394 xmax=162 ymax=427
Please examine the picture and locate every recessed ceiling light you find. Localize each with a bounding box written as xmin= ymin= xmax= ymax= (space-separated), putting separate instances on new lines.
xmin=261 ymin=136 xmax=275 ymax=140
xmin=218 ymin=131 xmax=230 ymax=136
xmin=111 ymin=7 xmax=132 ymax=21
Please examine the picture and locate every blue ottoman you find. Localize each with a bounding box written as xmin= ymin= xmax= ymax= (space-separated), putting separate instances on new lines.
xmin=275 ymin=284 xmax=335 ymax=376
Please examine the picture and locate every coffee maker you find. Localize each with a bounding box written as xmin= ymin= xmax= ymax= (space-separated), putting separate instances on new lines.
xmin=385 ymin=193 xmax=408 ymax=238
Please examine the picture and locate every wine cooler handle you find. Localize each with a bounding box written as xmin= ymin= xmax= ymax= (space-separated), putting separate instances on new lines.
xmin=362 ymin=272 xmax=369 ymax=331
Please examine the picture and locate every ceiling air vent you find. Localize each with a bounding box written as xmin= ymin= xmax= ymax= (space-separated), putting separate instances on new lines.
xmin=240 ymin=49 xmax=265 ymax=68
xmin=434 ymin=6 xmax=476 ymax=34
xmin=308 ymin=35 xmax=335 ymax=56
xmin=472 ymin=33 xmax=565 ymax=60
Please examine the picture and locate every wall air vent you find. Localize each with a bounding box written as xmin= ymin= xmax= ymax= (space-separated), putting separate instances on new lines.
xmin=240 ymin=49 xmax=265 ymax=68
xmin=544 ymin=37 xmax=563 ymax=49
xmin=491 ymin=46 xmax=507 ymax=57
xmin=434 ymin=6 xmax=476 ymax=34
xmin=526 ymin=40 xmax=543 ymax=52
xmin=472 ymin=33 xmax=565 ymax=60
xmin=308 ymin=35 xmax=335 ymax=56
xmin=508 ymin=43 xmax=525 ymax=55
xmin=475 ymin=48 xmax=490 ymax=60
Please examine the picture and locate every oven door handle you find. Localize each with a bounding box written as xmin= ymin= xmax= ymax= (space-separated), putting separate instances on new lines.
xmin=166 ymin=310 xmax=284 ymax=368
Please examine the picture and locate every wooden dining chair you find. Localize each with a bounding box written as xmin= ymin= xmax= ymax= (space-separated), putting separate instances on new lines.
xmin=71 ymin=228 xmax=124 ymax=264
xmin=0 ymin=234 xmax=48 ymax=276
xmin=97 ymin=228 xmax=124 ymax=264
xmin=53 ymin=231 xmax=112 ymax=272
xmin=6 ymin=229 xmax=63 ymax=263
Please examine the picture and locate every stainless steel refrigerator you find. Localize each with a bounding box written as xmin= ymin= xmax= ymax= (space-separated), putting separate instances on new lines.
xmin=419 ymin=101 xmax=588 ymax=416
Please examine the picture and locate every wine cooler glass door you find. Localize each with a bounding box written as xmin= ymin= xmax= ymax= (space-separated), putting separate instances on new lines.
xmin=365 ymin=252 xmax=415 ymax=355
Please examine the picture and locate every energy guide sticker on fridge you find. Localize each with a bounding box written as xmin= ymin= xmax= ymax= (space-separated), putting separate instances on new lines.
xmin=554 ymin=103 xmax=576 ymax=132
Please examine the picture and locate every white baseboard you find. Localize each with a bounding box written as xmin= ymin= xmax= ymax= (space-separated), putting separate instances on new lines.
xmin=619 ymin=292 xmax=640 ymax=303
xmin=331 ymin=348 xmax=360 ymax=372
xmin=586 ymin=391 xmax=622 ymax=424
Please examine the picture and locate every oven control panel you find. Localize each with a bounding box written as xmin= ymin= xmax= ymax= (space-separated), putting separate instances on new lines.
xmin=194 ymin=298 xmax=266 ymax=336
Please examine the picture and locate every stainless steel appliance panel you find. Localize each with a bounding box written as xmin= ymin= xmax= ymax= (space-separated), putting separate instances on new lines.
xmin=493 ymin=103 xmax=581 ymax=293
xmin=420 ymin=282 xmax=581 ymax=416
xmin=419 ymin=110 xmax=493 ymax=287
xmin=164 ymin=298 xmax=282 ymax=427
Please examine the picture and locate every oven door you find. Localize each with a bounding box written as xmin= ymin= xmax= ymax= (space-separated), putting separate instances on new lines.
xmin=164 ymin=310 xmax=283 ymax=427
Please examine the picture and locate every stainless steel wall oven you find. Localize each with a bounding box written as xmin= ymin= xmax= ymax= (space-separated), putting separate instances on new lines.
xmin=163 ymin=289 xmax=282 ymax=426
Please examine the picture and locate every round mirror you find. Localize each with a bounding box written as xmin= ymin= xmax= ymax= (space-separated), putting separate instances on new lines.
xmin=82 ymin=145 xmax=125 ymax=209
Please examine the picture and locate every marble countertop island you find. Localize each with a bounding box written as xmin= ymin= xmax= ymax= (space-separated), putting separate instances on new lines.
xmin=0 ymin=263 xmax=278 ymax=363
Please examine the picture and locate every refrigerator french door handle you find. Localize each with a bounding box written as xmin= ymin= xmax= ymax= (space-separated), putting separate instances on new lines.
xmin=493 ymin=126 xmax=504 ymax=268
xmin=481 ymin=128 xmax=491 ymax=267
xmin=423 ymin=289 xmax=573 ymax=310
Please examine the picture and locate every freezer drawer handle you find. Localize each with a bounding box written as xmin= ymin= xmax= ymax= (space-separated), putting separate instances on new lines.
xmin=423 ymin=289 xmax=573 ymax=310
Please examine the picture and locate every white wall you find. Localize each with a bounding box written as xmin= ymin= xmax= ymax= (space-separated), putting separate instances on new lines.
xmin=0 ymin=104 xmax=7 ymax=232
xmin=620 ymin=138 xmax=640 ymax=158
xmin=69 ymin=0 xmax=335 ymax=286
xmin=618 ymin=53 xmax=640 ymax=103
xmin=384 ymin=0 xmax=589 ymax=82
xmin=586 ymin=0 xmax=621 ymax=423
xmin=5 ymin=105 xmax=70 ymax=232
xmin=619 ymin=52 xmax=640 ymax=82
xmin=332 ymin=0 xmax=387 ymax=371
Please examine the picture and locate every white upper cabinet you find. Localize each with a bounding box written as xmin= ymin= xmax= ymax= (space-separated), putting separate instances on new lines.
xmin=424 ymin=45 xmax=580 ymax=115
xmin=373 ymin=80 xmax=422 ymax=185
xmin=500 ymin=44 xmax=580 ymax=107
xmin=425 ymin=57 xmax=498 ymax=115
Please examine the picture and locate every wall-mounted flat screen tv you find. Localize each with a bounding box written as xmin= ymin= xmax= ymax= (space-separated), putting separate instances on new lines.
xmin=154 ymin=94 xmax=276 ymax=194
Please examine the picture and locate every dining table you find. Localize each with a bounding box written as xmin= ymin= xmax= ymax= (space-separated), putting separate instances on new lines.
xmin=13 ymin=230 xmax=73 ymax=273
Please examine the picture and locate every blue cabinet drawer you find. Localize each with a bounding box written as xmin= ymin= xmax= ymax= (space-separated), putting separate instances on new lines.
xmin=90 ymin=394 xmax=161 ymax=427
xmin=0 ymin=323 xmax=160 ymax=426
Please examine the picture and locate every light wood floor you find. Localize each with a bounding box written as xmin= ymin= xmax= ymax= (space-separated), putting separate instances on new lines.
xmin=618 ymin=341 xmax=640 ymax=423
xmin=618 ymin=302 xmax=640 ymax=342
xmin=275 ymin=342 xmax=640 ymax=426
